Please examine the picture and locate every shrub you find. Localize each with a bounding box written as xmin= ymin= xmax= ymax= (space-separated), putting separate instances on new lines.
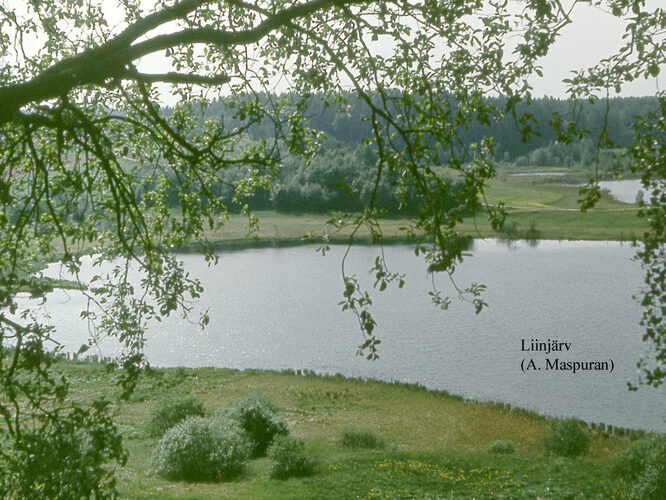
xmin=542 ymin=418 xmax=590 ymax=457
xmin=488 ymin=440 xmax=515 ymax=455
xmin=227 ymin=394 xmax=288 ymax=457
xmin=635 ymin=189 xmax=645 ymax=205
xmin=147 ymin=396 xmax=205 ymax=437
xmin=152 ymin=416 xmax=250 ymax=482
xmin=525 ymin=218 xmax=540 ymax=240
xmin=268 ymin=436 xmax=316 ymax=479
xmin=0 ymin=401 xmax=125 ymax=499
xmin=336 ymin=426 xmax=385 ymax=449
xmin=611 ymin=434 xmax=666 ymax=499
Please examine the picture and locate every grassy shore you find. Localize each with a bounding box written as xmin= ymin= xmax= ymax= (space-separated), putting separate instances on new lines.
xmin=54 ymin=359 xmax=644 ymax=499
xmin=41 ymin=175 xmax=647 ymax=258
xmin=66 ymin=361 xmax=642 ymax=498
xmin=193 ymin=177 xmax=647 ymax=250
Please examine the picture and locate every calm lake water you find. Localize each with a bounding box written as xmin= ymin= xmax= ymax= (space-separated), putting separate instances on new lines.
xmin=33 ymin=240 xmax=666 ymax=431
xmin=598 ymin=179 xmax=651 ymax=204
xmin=508 ymin=172 xmax=567 ymax=177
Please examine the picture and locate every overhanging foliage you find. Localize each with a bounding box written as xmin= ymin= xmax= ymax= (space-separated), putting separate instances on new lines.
xmin=0 ymin=0 xmax=663 ymax=495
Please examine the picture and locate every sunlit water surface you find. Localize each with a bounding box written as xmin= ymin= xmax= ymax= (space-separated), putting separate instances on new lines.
xmin=25 ymin=239 xmax=666 ymax=431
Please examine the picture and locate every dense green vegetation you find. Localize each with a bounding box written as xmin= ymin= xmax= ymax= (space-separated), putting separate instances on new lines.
xmin=154 ymin=95 xmax=656 ymax=216
xmin=336 ymin=427 xmax=386 ymax=450
xmin=189 ymin=172 xmax=648 ymax=248
xmin=226 ymin=394 xmax=289 ymax=458
xmin=543 ymin=419 xmax=592 ymax=458
xmin=267 ymin=436 xmax=317 ymax=480
xmin=611 ymin=434 xmax=666 ymax=499
xmin=49 ymin=357 xmax=659 ymax=499
xmin=152 ymin=415 xmax=251 ymax=482
xmin=146 ymin=397 xmax=206 ymax=438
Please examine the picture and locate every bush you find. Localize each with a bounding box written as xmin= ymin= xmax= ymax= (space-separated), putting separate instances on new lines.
xmin=336 ymin=427 xmax=385 ymax=449
xmin=152 ymin=416 xmax=250 ymax=482
xmin=611 ymin=434 xmax=666 ymax=499
xmin=227 ymin=394 xmax=288 ymax=457
xmin=0 ymin=401 xmax=125 ymax=499
xmin=147 ymin=396 xmax=205 ymax=437
xmin=542 ymin=418 xmax=590 ymax=457
xmin=268 ymin=436 xmax=316 ymax=479
xmin=488 ymin=440 xmax=515 ymax=455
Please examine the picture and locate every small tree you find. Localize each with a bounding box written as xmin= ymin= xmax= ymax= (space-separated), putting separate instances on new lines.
xmin=543 ymin=418 xmax=590 ymax=458
xmin=227 ymin=395 xmax=289 ymax=457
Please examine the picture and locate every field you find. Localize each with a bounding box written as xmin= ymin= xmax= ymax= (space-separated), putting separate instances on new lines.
xmin=195 ymin=174 xmax=648 ymax=248
xmin=56 ymin=359 xmax=641 ymax=499
xmin=43 ymin=173 xmax=648 ymax=258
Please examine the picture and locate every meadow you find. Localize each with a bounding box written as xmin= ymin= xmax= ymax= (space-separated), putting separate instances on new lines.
xmin=197 ymin=174 xmax=648 ymax=248
xmin=57 ymin=359 xmax=644 ymax=499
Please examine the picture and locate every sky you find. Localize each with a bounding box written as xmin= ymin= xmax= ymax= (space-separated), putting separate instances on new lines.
xmin=131 ymin=0 xmax=664 ymax=102
xmin=7 ymin=0 xmax=664 ymax=101
xmin=529 ymin=1 xmax=663 ymax=97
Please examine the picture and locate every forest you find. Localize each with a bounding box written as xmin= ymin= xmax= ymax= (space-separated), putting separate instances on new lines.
xmin=162 ymin=94 xmax=656 ymax=215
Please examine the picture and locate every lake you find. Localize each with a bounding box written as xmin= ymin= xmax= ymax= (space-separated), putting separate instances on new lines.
xmin=508 ymin=172 xmax=567 ymax=177
xmin=597 ymin=179 xmax=651 ymax=204
xmin=32 ymin=240 xmax=666 ymax=431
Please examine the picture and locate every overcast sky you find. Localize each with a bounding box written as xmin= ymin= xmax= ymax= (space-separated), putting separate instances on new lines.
xmin=529 ymin=1 xmax=663 ymax=97
xmin=10 ymin=0 xmax=664 ymax=100
xmin=134 ymin=0 xmax=663 ymax=101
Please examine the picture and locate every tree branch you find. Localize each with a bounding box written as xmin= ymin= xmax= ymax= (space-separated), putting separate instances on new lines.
xmin=120 ymin=0 xmax=364 ymax=60
xmin=121 ymin=70 xmax=231 ymax=86
xmin=30 ymin=0 xmax=210 ymax=83
xmin=0 ymin=0 xmax=366 ymax=127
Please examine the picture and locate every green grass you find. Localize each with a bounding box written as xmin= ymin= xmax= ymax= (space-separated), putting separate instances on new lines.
xmin=197 ymin=206 xmax=647 ymax=251
xmin=459 ymin=208 xmax=646 ymax=241
xmin=121 ymin=451 xmax=626 ymax=499
xmin=46 ymin=174 xmax=649 ymax=261
xmin=186 ymin=176 xmax=648 ymax=247
xmin=48 ymin=360 xmax=642 ymax=499
xmin=483 ymin=176 xmax=628 ymax=210
xmin=463 ymin=176 xmax=647 ymax=240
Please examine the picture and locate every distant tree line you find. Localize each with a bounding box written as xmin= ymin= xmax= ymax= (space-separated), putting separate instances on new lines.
xmin=201 ymin=93 xmax=656 ymax=156
xmin=156 ymin=94 xmax=655 ymax=214
xmin=152 ymin=141 xmax=462 ymax=215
